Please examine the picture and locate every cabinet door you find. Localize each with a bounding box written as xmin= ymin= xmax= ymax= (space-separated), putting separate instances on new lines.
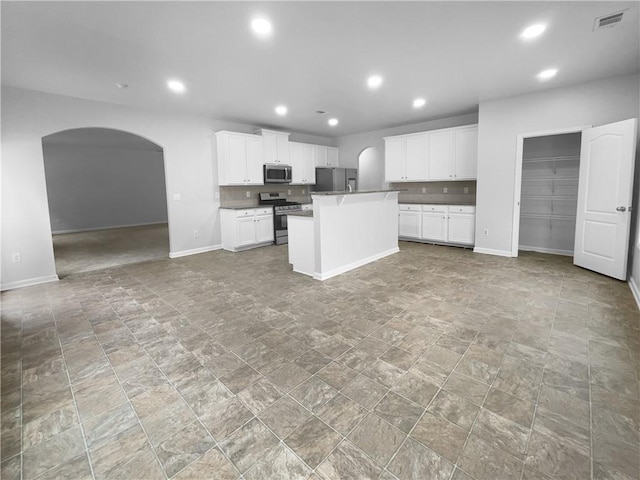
xmin=237 ymin=217 xmax=256 ymax=247
xmin=405 ymin=134 xmax=428 ymax=181
xmin=263 ymin=134 xmax=279 ymax=164
xmin=245 ymin=135 xmax=264 ymax=184
xmin=422 ymin=212 xmax=448 ymax=241
xmin=289 ymin=142 xmax=304 ymax=184
xmin=225 ymin=134 xmax=249 ymax=184
xmin=326 ymin=147 xmax=339 ymax=167
xmin=314 ymin=145 xmax=328 ymax=167
xmin=398 ymin=211 xmax=421 ymax=238
xmin=385 ymin=138 xmax=405 ymax=182
xmin=428 ymin=131 xmax=454 ymax=180
xmin=448 ymin=213 xmax=475 ymax=245
xmin=454 ymin=127 xmax=478 ymax=180
xmin=255 ymin=215 xmax=274 ymax=243
xmin=301 ymin=143 xmax=315 ymax=184
xmin=277 ymin=135 xmax=290 ymax=165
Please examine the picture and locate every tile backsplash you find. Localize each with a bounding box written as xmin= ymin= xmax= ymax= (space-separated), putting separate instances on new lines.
xmin=220 ymin=185 xmax=311 ymax=207
xmin=391 ymin=181 xmax=476 ymax=205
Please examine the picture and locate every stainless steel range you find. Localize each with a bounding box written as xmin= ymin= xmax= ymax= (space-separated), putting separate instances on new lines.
xmin=259 ymin=192 xmax=302 ymax=245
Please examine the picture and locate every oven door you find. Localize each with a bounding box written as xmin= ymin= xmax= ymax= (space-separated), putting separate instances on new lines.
xmin=274 ymin=212 xmax=288 ymax=243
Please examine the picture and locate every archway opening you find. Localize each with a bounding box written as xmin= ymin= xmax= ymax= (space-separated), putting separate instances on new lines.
xmin=358 ymin=146 xmax=384 ymax=190
xmin=42 ymin=128 xmax=169 ymax=277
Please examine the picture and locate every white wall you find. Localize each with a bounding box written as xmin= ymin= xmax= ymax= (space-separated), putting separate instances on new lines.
xmin=474 ymin=73 xmax=640 ymax=282
xmin=357 ymin=147 xmax=384 ymax=190
xmin=336 ymin=112 xmax=479 ymax=173
xmin=43 ymin=143 xmax=168 ymax=232
xmin=0 ymin=87 xmax=333 ymax=290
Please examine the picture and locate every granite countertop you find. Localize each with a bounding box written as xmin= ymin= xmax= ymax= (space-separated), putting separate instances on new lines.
xmin=311 ymin=189 xmax=403 ymax=196
xmin=399 ymin=201 xmax=476 ymax=206
xmin=287 ymin=210 xmax=314 ymax=217
xmin=219 ymin=204 xmax=268 ymax=210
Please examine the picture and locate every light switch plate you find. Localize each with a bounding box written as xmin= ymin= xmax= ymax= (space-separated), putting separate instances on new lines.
xmin=246 ymin=191 xmax=251 ymax=198
xmin=173 ymin=193 xmax=182 ymax=201
xmin=215 ymin=192 xmax=220 ymax=199
xmin=443 ymin=187 xmax=448 ymax=193
xmin=421 ymin=187 xmax=427 ymax=193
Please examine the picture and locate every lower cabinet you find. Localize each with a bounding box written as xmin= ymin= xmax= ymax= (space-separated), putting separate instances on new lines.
xmin=400 ymin=204 xmax=475 ymax=246
xmin=398 ymin=205 xmax=421 ymax=238
xmin=221 ymin=207 xmax=274 ymax=252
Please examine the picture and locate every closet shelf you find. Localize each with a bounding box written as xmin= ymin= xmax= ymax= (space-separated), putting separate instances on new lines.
xmin=522 ymin=155 xmax=580 ymax=164
xmin=520 ymin=213 xmax=576 ymax=221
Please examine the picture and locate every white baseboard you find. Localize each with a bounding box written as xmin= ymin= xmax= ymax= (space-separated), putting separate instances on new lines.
xmin=629 ymin=276 xmax=640 ymax=311
xmin=473 ymin=247 xmax=513 ymax=257
xmin=518 ymin=245 xmax=573 ymax=257
xmin=313 ymin=247 xmax=400 ymax=281
xmin=1 ymin=275 xmax=59 ymax=291
xmin=53 ymin=221 xmax=168 ymax=235
xmin=169 ymin=244 xmax=222 ymax=259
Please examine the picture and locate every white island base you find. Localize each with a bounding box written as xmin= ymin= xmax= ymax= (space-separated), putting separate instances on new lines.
xmin=288 ymin=191 xmax=400 ymax=281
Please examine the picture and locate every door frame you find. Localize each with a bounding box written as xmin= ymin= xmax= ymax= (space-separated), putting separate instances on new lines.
xmin=511 ymin=125 xmax=591 ymax=257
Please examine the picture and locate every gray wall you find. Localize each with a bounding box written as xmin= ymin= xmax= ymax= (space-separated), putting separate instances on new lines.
xmin=43 ymin=143 xmax=168 ymax=233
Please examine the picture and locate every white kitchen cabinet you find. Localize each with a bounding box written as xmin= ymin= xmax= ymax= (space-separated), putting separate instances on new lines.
xmin=453 ymin=127 xmax=478 ymax=180
xmin=399 ymin=204 xmax=475 ymax=246
xmin=398 ymin=204 xmax=421 ymax=238
xmin=428 ymin=131 xmax=455 ymax=181
xmin=314 ymin=145 xmax=339 ymax=167
xmin=215 ymin=131 xmax=264 ymax=185
xmin=220 ymin=207 xmax=274 ymax=252
xmin=384 ymin=133 xmax=428 ymax=182
xmin=290 ymin=142 xmax=316 ymax=185
xmin=260 ymin=129 xmax=290 ymax=165
xmin=327 ymin=147 xmax=339 ymax=167
xmin=448 ymin=206 xmax=476 ymax=245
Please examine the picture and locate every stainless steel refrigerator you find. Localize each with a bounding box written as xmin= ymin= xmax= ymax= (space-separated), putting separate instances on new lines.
xmin=314 ymin=168 xmax=358 ymax=192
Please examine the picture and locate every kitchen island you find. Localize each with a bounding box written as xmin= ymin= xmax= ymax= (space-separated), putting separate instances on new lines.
xmin=288 ymin=190 xmax=400 ymax=280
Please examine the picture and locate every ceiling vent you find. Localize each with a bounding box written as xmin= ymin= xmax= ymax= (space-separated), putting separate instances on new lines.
xmin=593 ymin=11 xmax=624 ymax=31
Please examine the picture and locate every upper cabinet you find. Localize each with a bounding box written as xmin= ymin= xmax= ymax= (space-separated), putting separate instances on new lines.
xmin=259 ymin=129 xmax=290 ymax=165
xmin=315 ymin=145 xmax=339 ymax=167
xmin=384 ymin=124 xmax=478 ymax=182
xmin=384 ymin=133 xmax=429 ymax=182
xmin=215 ymin=131 xmax=264 ymax=185
xmin=290 ymin=142 xmax=316 ymax=185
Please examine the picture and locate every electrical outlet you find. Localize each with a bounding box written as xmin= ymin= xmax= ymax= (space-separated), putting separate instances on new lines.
xmin=302 ymin=189 xmax=305 ymax=194
xmin=483 ymin=228 xmax=489 ymax=236
xmin=288 ymin=189 xmax=292 ymax=195
xmin=193 ymin=230 xmax=199 ymax=238
xmin=421 ymin=187 xmax=426 ymax=193
xmin=214 ymin=192 xmax=220 ymax=199
xmin=464 ymin=187 xmax=469 ymax=194
xmin=443 ymin=187 xmax=448 ymax=193
xmin=173 ymin=193 xmax=182 ymax=201
xmin=11 ymin=253 xmax=21 ymax=263
xmin=246 ymin=191 xmax=251 ymax=198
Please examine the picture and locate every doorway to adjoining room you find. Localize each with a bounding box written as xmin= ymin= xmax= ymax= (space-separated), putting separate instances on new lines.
xmin=42 ymin=128 xmax=170 ymax=277
xmin=358 ymin=147 xmax=384 ymax=190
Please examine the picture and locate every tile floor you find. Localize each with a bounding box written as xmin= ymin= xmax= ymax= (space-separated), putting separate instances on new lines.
xmin=52 ymin=223 xmax=169 ymax=277
xmin=1 ymin=241 xmax=639 ymax=479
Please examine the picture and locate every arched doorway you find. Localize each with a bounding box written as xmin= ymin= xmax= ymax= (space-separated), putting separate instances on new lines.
xmin=42 ymin=128 xmax=170 ymax=277
xmin=358 ymin=146 xmax=384 ymax=190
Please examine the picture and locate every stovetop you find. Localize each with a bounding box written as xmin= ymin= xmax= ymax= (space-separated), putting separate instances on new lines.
xmin=259 ymin=192 xmax=302 ymax=211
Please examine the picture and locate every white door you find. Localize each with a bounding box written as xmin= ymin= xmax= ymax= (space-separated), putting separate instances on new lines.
xmin=326 ymin=147 xmax=339 ymax=167
xmin=314 ymin=145 xmax=328 ymax=167
xmin=574 ymin=118 xmax=637 ymax=280
xmin=454 ymin=127 xmax=478 ymax=180
xmin=255 ymin=215 xmax=274 ymax=243
xmin=302 ymin=144 xmax=316 ymax=184
xmin=448 ymin=213 xmax=476 ymax=245
xmin=237 ymin=217 xmax=256 ymax=247
xmin=405 ymin=134 xmax=428 ymax=181
xmin=398 ymin=211 xmax=421 ymax=238
xmin=245 ymin=136 xmax=264 ymax=184
xmin=385 ymin=138 xmax=405 ymax=182
xmin=422 ymin=212 xmax=447 ymax=242
xmin=428 ymin=131 xmax=454 ymax=180
xmin=226 ymin=134 xmax=248 ymax=184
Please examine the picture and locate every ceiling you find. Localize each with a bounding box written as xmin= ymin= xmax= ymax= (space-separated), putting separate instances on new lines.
xmin=2 ymin=2 xmax=638 ymax=137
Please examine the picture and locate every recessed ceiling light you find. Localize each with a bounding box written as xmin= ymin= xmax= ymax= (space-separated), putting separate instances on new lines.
xmin=116 ymin=82 xmax=129 ymax=89
xmin=328 ymin=118 xmax=339 ymax=126
xmin=537 ymin=68 xmax=558 ymax=80
xmin=413 ymin=98 xmax=426 ymax=108
xmin=521 ymin=23 xmax=547 ymax=39
xmin=275 ymin=105 xmax=287 ymax=116
xmin=167 ymin=79 xmax=186 ymax=93
xmin=251 ymin=18 xmax=272 ymax=36
xmin=367 ymin=75 xmax=383 ymax=89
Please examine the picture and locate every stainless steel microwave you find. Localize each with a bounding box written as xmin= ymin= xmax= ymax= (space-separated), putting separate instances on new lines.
xmin=264 ymin=164 xmax=292 ymax=183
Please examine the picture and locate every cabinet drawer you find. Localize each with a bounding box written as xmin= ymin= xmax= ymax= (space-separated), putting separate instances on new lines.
xmin=449 ymin=206 xmax=476 ymax=214
xmin=255 ymin=208 xmax=273 ymax=216
xmin=399 ymin=204 xmax=421 ymax=212
xmin=422 ymin=205 xmax=448 ymax=213
xmin=235 ymin=209 xmax=254 ymax=217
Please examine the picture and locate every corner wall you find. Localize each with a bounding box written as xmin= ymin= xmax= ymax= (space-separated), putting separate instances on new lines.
xmin=474 ymin=73 xmax=640 ymax=288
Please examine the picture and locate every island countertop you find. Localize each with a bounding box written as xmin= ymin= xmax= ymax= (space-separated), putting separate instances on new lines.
xmin=310 ymin=189 xmax=403 ymax=196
